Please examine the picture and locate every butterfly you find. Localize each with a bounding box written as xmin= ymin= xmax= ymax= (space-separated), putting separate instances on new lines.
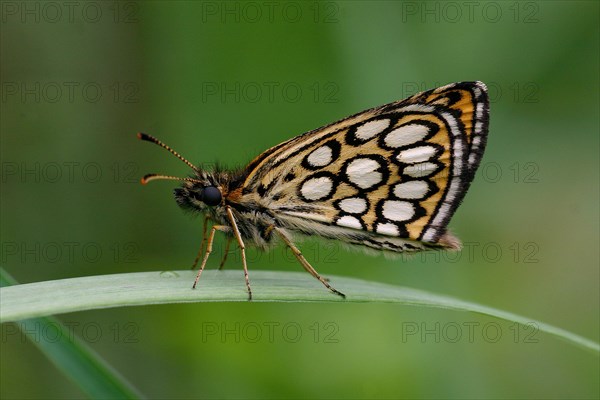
xmin=138 ymin=81 xmax=489 ymax=300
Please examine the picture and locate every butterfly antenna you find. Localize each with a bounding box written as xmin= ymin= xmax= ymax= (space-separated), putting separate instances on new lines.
xmin=141 ymin=174 xmax=203 ymax=185
xmin=137 ymin=132 xmax=201 ymax=173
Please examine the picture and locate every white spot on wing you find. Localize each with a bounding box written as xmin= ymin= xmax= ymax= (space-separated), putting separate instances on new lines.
xmin=404 ymin=162 xmax=440 ymax=178
xmin=354 ymin=119 xmax=390 ymax=141
xmin=396 ymin=145 xmax=438 ymax=164
xmin=382 ymin=200 xmax=414 ymax=221
xmin=346 ymin=158 xmax=384 ymax=189
xmin=306 ymin=145 xmax=333 ymax=167
xmin=300 ymin=176 xmax=333 ymax=201
xmin=475 ymin=121 xmax=483 ymax=133
xmin=422 ymin=229 xmax=436 ymax=242
xmin=338 ymin=197 xmax=367 ymax=214
xmin=384 ymin=123 xmax=430 ymax=148
xmin=336 ymin=215 xmax=362 ymax=229
xmin=393 ymin=181 xmax=429 ymax=199
xmin=476 ymin=103 xmax=484 ymax=116
xmin=376 ymin=223 xmax=399 ymax=236
xmin=399 ymin=104 xmax=435 ymax=113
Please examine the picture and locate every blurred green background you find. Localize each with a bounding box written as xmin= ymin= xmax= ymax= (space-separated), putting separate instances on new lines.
xmin=1 ymin=1 xmax=598 ymax=398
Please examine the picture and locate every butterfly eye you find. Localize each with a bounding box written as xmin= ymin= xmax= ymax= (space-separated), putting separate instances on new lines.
xmin=200 ymin=186 xmax=222 ymax=206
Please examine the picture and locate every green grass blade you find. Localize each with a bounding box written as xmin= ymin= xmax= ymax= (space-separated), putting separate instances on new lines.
xmin=0 ymin=269 xmax=144 ymax=400
xmin=1 ymin=269 xmax=598 ymax=353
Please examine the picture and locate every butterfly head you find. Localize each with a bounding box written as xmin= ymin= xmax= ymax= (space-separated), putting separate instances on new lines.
xmin=191 ymin=185 xmax=222 ymax=206
xmin=137 ymin=132 xmax=225 ymax=211
xmin=173 ymin=182 xmax=223 ymax=212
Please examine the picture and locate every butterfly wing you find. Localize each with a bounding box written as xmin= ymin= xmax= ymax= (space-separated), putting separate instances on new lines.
xmin=235 ymin=81 xmax=489 ymax=252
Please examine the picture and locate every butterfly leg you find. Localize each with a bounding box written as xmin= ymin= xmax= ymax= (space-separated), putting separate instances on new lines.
xmin=274 ymin=228 xmax=345 ymax=298
xmin=218 ymin=237 xmax=233 ymax=270
xmin=191 ymin=215 xmax=210 ymax=270
xmin=225 ymin=206 xmax=253 ymax=301
xmin=192 ymin=225 xmax=231 ymax=289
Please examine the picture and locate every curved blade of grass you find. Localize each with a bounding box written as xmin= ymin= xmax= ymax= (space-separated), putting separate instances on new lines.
xmin=1 ymin=269 xmax=598 ymax=353
xmin=0 ymin=269 xmax=143 ymax=400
